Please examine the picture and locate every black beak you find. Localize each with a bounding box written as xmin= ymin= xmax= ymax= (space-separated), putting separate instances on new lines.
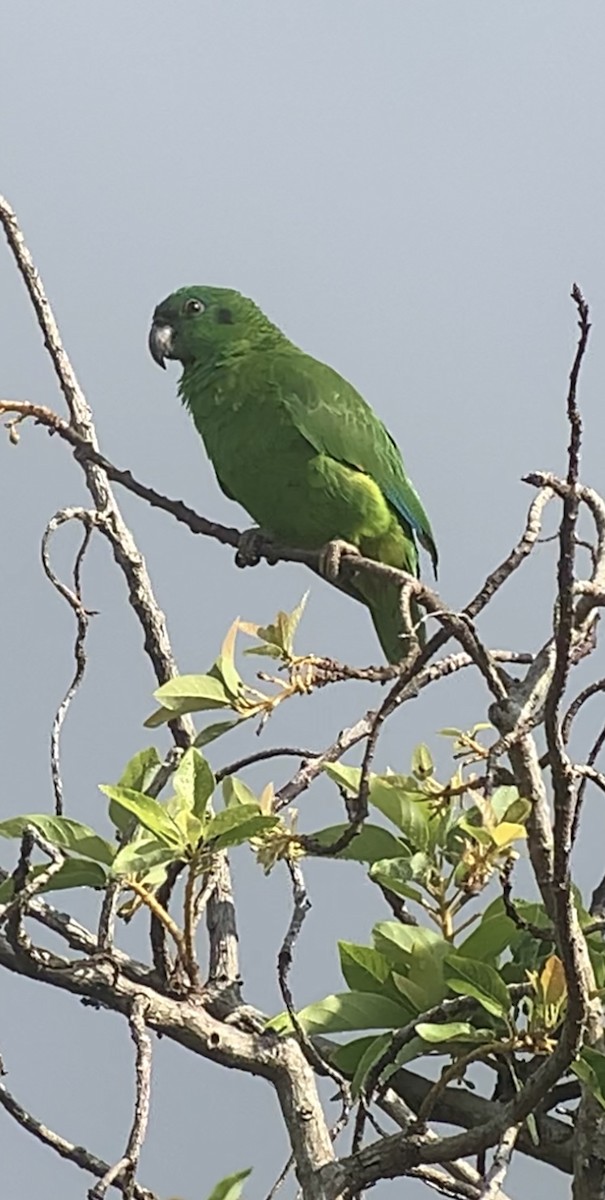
xmin=148 ymin=322 xmax=175 ymax=369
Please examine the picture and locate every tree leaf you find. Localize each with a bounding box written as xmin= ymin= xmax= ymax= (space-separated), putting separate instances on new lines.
xmin=391 ymin=943 xmax=449 ymax=1011
xmin=195 ymin=719 xmax=243 ymax=748
xmin=373 ymin=921 xmax=446 ymax=971
xmin=416 ymin=1021 xmax=476 ymax=1043
xmin=118 ymin=747 xmax=162 ymax=793
xmin=411 ymin=743 xmax=433 ymax=781
xmin=391 ymin=973 xmax=428 ymax=1013
xmin=205 ymin=1168 xmax=252 ymax=1200
xmin=369 ymin=858 xmax=424 ymax=904
xmin=369 ymin=781 xmax=429 ymax=851
xmin=143 ymin=706 xmax=175 ymax=729
xmin=338 ymin=942 xmax=391 ymax=993
xmin=153 ymin=673 xmax=232 ymax=714
xmin=243 ymin=594 xmax=308 ymax=659
xmin=308 ymin=825 xmax=404 ymax=863
xmin=572 ymin=1048 xmax=605 ymax=1111
xmin=204 ymin=805 xmax=278 ymax=850
xmin=489 ymin=822 xmax=527 ymax=848
xmin=350 ymin=1032 xmax=392 ymax=1097
xmin=0 ymin=858 xmax=108 ymax=901
xmin=173 ymin=748 xmax=215 ymax=819
xmin=0 ymin=815 xmax=115 ymax=865
xmin=111 ymin=748 xmax=162 ymax=833
xmin=223 ymin=777 xmax=259 ymax=808
xmin=324 ymin=763 xmax=363 ymax=795
xmin=111 ymin=840 xmax=179 ymax=879
xmin=330 ymin=1035 xmax=382 ymax=1076
xmin=539 ymin=955 xmax=567 ymax=1008
xmin=100 ymin=787 xmax=185 ymax=848
xmin=458 ymin=912 xmax=516 ymax=962
xmin=381 ymin=1036 xmax=427 ymax=1078
xmin=444 ymin=953 xmax=511 ymax=1020
xmin=267 ymin=992 xmax=411 ymax=1035
xmin=215 ymin=619 xmax=245 ymax=698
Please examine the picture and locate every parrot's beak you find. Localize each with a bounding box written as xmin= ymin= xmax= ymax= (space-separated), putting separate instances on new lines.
xmin=148 ymin=322 xmax=176 ymax=369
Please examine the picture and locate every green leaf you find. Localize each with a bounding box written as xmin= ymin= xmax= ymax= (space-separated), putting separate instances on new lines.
xmin=373 ymin=921 xmax=446 ymax=971
xmin=369 ymin=781 xmax=429 ymax=851
xmin=330 ymin=1035 xmax=382 ymax=1076
xmin=458 ymin=911 xmax=516 ymax=961
xmin=338 ymin=942 xmax=391 ymax=993
xmin=0 ymin=815 xmax=115 ymax=865
xmin=369 ymin=858 xmax=424 ymax=904
xmin=243 ymin=594 xmax=308 ymax=659
xmin=154 ymin=673 xmax=232 ymax=715
xmin=411 ymin=743 xmax=433 ymax=781
xmin=350 ymin=1032 xmax=392 ymax=1097
xmin=204 ymin=805 xmax=278 ymax=851
xmin=324 ymin=763 xmax=363 ymax=795
xmin=173 ymin=748 xmax=215 ymax=819
xmin=195 ymin=719 xmax=243 ymax=748
xmin=100 ymin=787 xmax=185 ymax=849
xmin=391 ymin=973 xmax=430 ymax=1013
xmin=111 ymin=839 xmax=179 ymax=879
xmin=444 ymin=954 xmax=511 ymax=1020
xmin=308 ymin=824 xmax=404 ymax=863
xmin=215 ymin=620 xmax=245 ymax=698
xmin=572 ymin=1048 xmax=605 ymax=1110
xmin=223 ymin=777 xmax=259 ymax=808
xmin=118 ymin=747 xmax=161 ymax=792
xmin=416 ymin=1021 xmax=476 ymax=1043
xmin=381 ymin=1035 xmax=427 ymax=1078
xmin=143 ymin=706 xmax=175 ymax=729
xmin=267 ymin=992 xmax=411 ymax=1035
xmin=243 ymin=643 xmax=283 ymax=660
xmin=112 ymin=746 xmax=163 ymax=832
xmin=167 ymin=806 xmax=205 ymax=849
xmin=206 ymin=1168 xmax=252 ymax=1200
xmin=0 ymin=858 xmax=108 ymax=901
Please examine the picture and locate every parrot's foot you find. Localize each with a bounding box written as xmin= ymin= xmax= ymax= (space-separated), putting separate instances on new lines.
xmin=318 ymin=539 xmax=361 ymax=584
xmin=235 ymin=527 xmax=277 ymax=569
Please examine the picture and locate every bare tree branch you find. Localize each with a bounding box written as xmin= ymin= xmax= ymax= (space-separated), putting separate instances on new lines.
xmin=41 ymin=507 xmax=97 ymax=814
xmin=0 ymin=1076 xmax=158 ymax=1200
xmin=476 ymin=1125 xmax=520 ymax=1200
xmin=89 ymin=996 xmax=152 ymax=1199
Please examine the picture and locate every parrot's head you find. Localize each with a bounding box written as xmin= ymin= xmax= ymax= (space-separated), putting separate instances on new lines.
xmin=149 ymin=285 xmax=281 ymax=370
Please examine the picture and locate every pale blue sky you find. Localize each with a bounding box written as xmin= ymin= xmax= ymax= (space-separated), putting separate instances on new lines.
xmin=2 ymin=4 xmax=605 ymax=1197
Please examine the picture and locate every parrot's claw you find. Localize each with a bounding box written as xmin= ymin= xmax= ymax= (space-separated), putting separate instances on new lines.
xmin=235 ymin=527 xmax=276 ymax=569
xmin=318 ymin=539 xmax=361 ymax=584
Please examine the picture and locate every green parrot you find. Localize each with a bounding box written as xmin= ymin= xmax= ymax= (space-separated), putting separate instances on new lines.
xmin=149 ymin=286 xmax=437 ymax=662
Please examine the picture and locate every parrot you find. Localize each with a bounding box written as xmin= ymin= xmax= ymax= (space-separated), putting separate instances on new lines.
xmin=148 ymin=286 xmax=437 ymax=662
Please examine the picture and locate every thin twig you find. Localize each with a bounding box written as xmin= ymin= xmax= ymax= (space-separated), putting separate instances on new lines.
xmin=215 ymin=746 xmax=319 ymax=783
xmin=278 ymin=862 xmax=349 ymax=1099
xmin=1 ymin=827 xmax=65 ymax=946
xmin=41 ymin=507 xmax=98 ymax=814
xmin=571 ymin=721 xmax=605 ymax=845
xmin=183 ymin=862 xmax=201 ymax=989
xmin=545 ymin=285 xmax=589 ymax=889
xmin=98 ymin=881 xmax=121 ymax=952
xmin=263 ymin=1154 xmax=294 ymax=1200
xmin=0 ymin=1079 xmax=157 ymax=1200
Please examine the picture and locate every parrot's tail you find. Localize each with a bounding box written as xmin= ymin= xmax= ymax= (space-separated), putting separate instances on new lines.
xmin=367 ymin=585 xmax=422 ymax=662
xmin=340 ymin=568 xmax=420 ymax=667
xmin=329 ymin=557 xmax=425 ymax=664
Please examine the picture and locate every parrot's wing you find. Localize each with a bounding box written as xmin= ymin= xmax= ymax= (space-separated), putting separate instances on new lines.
xmin=277 ymin=354 xmax=438 ymax=572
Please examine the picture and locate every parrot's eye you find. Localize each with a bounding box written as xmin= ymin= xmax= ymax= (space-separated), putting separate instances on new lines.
xmin=184 ymin=298 xmax=205 ymax=315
